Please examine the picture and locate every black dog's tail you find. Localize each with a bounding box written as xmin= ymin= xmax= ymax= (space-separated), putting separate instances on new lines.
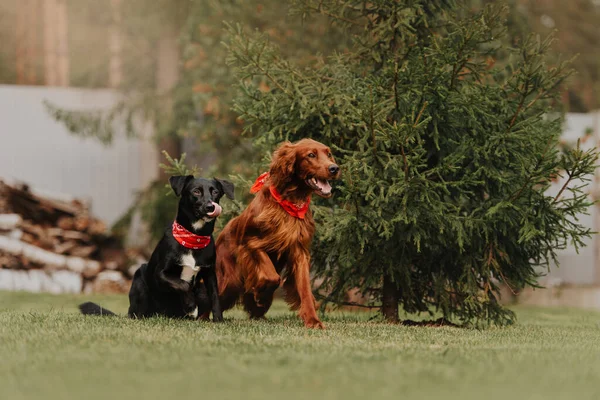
xmin=79 ymin=302 xmax=117 ymax=316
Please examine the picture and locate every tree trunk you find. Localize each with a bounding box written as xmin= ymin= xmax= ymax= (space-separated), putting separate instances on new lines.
xmin=43 ymin=0 xmax=58 ymax=85
xmin=55 ymin=0 xmax=70 ymax=86
xmin=381 ymin=274 xmax=399 ymax=323
xmin=108 ymin=0 xmax=123 ymax=89
xmin=156 ymin=28 xmax=181 ymax=181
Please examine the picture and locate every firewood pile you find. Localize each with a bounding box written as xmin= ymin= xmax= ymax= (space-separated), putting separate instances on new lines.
xmin=0 ymin=179 xmax=134 ymax=294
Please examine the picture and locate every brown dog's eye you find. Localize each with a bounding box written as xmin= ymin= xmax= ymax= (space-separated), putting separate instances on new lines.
xmin=308 ymin=153 xmax=316 ymax=158
xmin=327 ymin=152 xmax=332 ymax=158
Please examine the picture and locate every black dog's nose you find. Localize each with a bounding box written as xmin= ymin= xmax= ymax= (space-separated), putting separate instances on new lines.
xmin=328 ymin=164 xmax=340 ymax=175
xmin=205 ymin=203 xmax=215 ymax=212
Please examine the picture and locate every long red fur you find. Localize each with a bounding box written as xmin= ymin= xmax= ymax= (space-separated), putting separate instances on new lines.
xmin=214 ymin=139 xmax=339 ymax=328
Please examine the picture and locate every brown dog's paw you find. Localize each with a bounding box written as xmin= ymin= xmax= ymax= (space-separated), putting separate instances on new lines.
xmin=304 ymin=318 xmax=325 ymax=329
xmin=252 ymin=289 xmax=264 ymax=307
xmin=198 ymin=312 xmax=211 ymax=321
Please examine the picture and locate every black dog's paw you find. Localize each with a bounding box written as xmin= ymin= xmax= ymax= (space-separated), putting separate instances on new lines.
xmin=212 ymin=313 xmax=224 ymax=323
xmin=181 ymin=292 xmax=197 ymax=316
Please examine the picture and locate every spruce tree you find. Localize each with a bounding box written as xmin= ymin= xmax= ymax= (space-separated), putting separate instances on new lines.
xmin=227 ymin=0 xmax=598 ymax=325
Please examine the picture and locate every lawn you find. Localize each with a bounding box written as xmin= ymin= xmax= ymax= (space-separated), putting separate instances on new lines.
xmin=1 ymin=291 xmax=599 ymax=400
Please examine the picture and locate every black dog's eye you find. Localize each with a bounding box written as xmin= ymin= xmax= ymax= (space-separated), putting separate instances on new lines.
xmin=308 ymin=153 xmax=316 ymax=158
xmin=192 ymin=189 xmax=201 ymax=196
xmin=211 ymin=189 xmax=219 ymax=196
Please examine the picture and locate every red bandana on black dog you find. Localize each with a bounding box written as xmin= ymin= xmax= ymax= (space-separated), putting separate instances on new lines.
xmin=172 ymin=221 xmax=211 ymax=249
xmin=250 ymin=172 xmax=311 ymax=219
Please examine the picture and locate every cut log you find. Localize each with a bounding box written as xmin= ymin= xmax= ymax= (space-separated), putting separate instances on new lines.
xmin=0 ymin=179 xmax=130 ymax=294
xmin=53 ymin=240 xmax=78 ymax=254
xmin=91 ymin=270 xmax=130 ymax=294
xmin=20 ymin=232 xmax=39 ymax=247
xmin=0 ymin=253 xmax=21 ymax=269
xmin=0 ymin=269 xmax=82 ymax=294
xmin=19 ymin=220 xmax=46 ymax=237
xmin=99 ymin=244 xmax=125 ymax=270
xmin=87 ymin=219 xmax=106 ymax=235
xmin=127 ymin=264 xmax=140 ymax=278
xmin=46 ymin=228 xmax=90 ymax=241
xmin=0 ymin=236 xmax=102 ymax=277
xmin=74 ymin=216 xmax=91 ymax=232
xmin=19 ymin=221 xmax=55 ymax=249
xmin=70 ymin=245 xmax=97 ymax=258
xmin=57 ymin=216 xmax=75 ymax=230
xmin=6 ymin=229 xmax=24 ymax=241
xmin=0 ymin=180 xmax=86 ymax=221
xmin=0 ymin=214 xmax=22 ymax=230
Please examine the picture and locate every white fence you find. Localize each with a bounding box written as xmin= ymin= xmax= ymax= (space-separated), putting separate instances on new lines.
xmin=0 ymin=85 xmax=158 ymax=225
xmin=544 ymin=112 xmax=599 ymax=285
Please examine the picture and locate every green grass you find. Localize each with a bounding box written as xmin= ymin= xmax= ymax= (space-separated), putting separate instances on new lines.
xmin=1 ymin=291 xmax=599 ymax=400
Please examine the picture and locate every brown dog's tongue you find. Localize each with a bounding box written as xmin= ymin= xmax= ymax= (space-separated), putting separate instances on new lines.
xmin=207 ymin=202 xmax=222 ymax=218
xmin=316 ymin=179 xmax=332 ymax=194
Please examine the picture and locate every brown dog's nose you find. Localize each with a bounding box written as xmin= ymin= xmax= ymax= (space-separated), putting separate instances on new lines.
xmin=328 ymin=164 xmax=340 ymax=175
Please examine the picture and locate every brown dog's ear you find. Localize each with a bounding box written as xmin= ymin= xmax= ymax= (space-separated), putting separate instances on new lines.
xmin=214 ymin=178 xmax=235 ymax=200
xmin=269 ymin=142 xmax=296 ymax=185
xmin=169 ymin=175 xmax=194 ymax=197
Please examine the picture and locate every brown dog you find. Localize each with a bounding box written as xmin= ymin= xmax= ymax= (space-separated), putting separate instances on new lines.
xmin=214 ymin=139 xmax=340 ymax=328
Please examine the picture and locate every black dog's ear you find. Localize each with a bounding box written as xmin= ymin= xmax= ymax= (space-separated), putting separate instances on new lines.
xmin=169 ymin=175 xmax=194 ymax=197
xmin=214 ymin=178 xmax=235 ymax=200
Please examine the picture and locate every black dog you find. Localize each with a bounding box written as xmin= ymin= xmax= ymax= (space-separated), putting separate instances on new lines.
xmin=79 ymin=175 xmax=234 ymax=322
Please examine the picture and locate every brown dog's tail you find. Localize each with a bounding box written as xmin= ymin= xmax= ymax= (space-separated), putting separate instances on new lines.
xmin=78 ymin=302 xmax=117 ymax=316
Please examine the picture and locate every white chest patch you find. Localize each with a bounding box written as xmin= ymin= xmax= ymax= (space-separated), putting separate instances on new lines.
xmin=192 ymin=218 xmax=212 ymax=231
xmin=180 ymin=253 xmax=200 ymax=282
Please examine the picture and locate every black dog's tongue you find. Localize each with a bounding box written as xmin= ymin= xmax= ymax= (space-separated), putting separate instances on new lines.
xmin=207 ymin=202 xmax=222 ymax=218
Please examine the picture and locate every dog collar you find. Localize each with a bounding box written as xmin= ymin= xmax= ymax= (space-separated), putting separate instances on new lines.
xmin=172 ymin=221 xmax=211 ymax=249
xmin=250 ymin=172 xmax=311 ymax=219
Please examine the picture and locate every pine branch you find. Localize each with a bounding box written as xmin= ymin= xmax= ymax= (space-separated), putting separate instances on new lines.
xmin=507 ymin=80 xmax=530 ymax=131
xmin=369 ymin=86 xmax=376 ymax=158
xmin=159 ymin=150 xmax=199 ymax=177
xmin=247 ymin=56 xmax=289 ymax=96
xmin=553 ymin=169 xmax=574 ymax=203
xmin=315 ymin=293 xmax=380 ymax=309
xmin=509 ymin=137 xmax=553 ymax=202
xmin=413 ymin=101 xmax=428 ymax=127
xmin=400 ymin=143 xmax=409 ymax=180
xmin=449 ymin=32 xmax=474 ymax=90
xmin=305 ymin=1 xmax=365 ymax=27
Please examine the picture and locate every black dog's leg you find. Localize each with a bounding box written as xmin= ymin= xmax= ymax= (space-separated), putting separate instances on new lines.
xmin=128 ymin=265 xmax=154 ymax=318
xmin=193 ymin=279 xmax=210 ymax=317
xmin=158 ymin=270 xmax=190 ymax=292
xmin=181 ymin=291 xmax=197 ymax=317
xmin=203 ymin=268 xmax=223 ymax=322
xmin=158 ymin=270 xmax=196 ymax=316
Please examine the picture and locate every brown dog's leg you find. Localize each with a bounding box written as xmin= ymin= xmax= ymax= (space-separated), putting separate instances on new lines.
xmin=243 ymin=291 xmax=275 ymax=319
xmin=215 ymin=238 xmax=244 ymax=312
xmin=290 ymin=250 xmax=324 ymax=329
xmin=241 ymin=249 xmax=280 ymax=318
xmin=282 ymin=274 xmax=300 ymax=311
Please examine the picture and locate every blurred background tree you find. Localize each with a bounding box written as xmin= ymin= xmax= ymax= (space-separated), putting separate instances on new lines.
xmin=40 ymin=0 xmax=350 ymax=244
xmin=2 ymin=0 xmax=597 ymax=112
